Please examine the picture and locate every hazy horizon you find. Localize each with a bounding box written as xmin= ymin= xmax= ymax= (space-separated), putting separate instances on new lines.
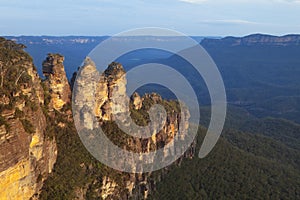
xmin=3 ymin=33 xmax=300 ymax=38
xmin=1 ymin=0 xmax=300 ymax=36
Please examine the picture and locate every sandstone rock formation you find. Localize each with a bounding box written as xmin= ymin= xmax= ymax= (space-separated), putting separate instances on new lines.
xmin=73 ymin=58 xmax=195 ymax=199
xmin=42 ymin=53 xmax=71 ymax=111
xmin=0 ymin=38 xmax=57 ymax=200
xmin=131 ymin=92 xmax=143 ymax=110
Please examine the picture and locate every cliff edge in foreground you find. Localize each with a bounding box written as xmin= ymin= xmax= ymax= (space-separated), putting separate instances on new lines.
xmin=0 ymin=38 xmax=71 ymax=200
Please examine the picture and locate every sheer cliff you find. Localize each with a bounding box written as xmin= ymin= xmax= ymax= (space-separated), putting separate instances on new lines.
xmin=0 ymin=38 xmax=72 ymax=200
xmin=0 ymin=38 xmax=59 ymax=199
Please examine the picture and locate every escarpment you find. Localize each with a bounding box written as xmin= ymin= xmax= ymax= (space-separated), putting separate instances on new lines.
xmin=0 ymin=38 xmax=58 ymax=199
xmin=201 ymin=34 xmax=300 ymax=47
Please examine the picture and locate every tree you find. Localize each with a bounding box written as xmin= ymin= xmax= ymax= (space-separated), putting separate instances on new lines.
xmin=0 ymin=61 xmax=8 ymax=88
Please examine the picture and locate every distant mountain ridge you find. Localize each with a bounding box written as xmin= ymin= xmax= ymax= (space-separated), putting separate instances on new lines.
xmin=202 ymin=33 xmax=300 ymax=47
xmin=5 ymin=34 xmax=300 ymax=47
xmin=4 ymin=36 xmax=208 ymax=45
xmin=4 ymin=36 xmax=108 ymax=45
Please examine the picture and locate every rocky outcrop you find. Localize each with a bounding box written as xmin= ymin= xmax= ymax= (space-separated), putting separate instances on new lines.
xmin=0 ymin=38 xmax=57 ymax=200
xmin=100 ymin=176 xmax=118 ymax=199
xmin=42 ymin=53 xmax=71 ymax=110
xmin=201 ymin=34 xmax=300 ymax=47
xmin=131 ymin=92 xmax=142 ymax=110
xmin=72 ymin=58 xmax=100 ymax=129
xmin=73 ymin=60 xmax=128 ymax=128
xmin=73 ymin=58 xmax=195 ymax=199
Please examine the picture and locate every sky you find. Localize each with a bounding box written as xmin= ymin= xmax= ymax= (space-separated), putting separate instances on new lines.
xmin=0 ymin=0 xmax=300 ymax=36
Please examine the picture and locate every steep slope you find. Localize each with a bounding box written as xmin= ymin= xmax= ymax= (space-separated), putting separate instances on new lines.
xmin=0 ymin=38 xmax=58 ymax=199
xmin=40 ymin=59 xmax=195 ymax=199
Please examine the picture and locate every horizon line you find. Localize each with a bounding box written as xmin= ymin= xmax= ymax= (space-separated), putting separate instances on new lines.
xmin=2 ymin=33 xmax=300 ymax=38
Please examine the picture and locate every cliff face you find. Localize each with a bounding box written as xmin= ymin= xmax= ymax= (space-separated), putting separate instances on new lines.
xmin=0 ymin=38 xmax=58 ymax=199
xmin=1 ymin=37 xmax=195 ymax=200
xmin=42 ymin=53 xmax=71 ymax=111
xmin=73 ymin=58 xmax=195 ymax=199
xmin=74 ymin=59 xmax=190 ymax=146
xmin=201 ymin=34 xmax=300 ymax=47
xmin=73 ymin=60 xmax=127 ymax=126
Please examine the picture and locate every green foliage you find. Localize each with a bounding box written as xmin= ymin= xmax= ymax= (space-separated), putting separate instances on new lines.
xmin=215 ymin=106 xmax=300 ymax=151
xmin=0 ymin=104 xmax=4 ymax=113
xmin=25 ymin=100 xmax=38 ymax=112
xmin=102 ymin=121 xmax=132 ymax=148
xmin=37 ymin=174 xmax=43 ymax=183
xmin=41 ymin=81 xmax=51 ymax=107
xmin=129 ymin=95 xmax=180 ymax=127
xmin=0 ymin=115 xmax=6 ymax=126
xmin=61 ymin=103 xmax=72 ymax=112
xmin=141 ymin=97 xmax=155 ymax=111
xmin=39 ymin=95 xmax=183 ymax=198
xmin=241 ymin=117 xmax=300 ymax=150
xmin=40 ymin=111 xmax=128 ymax=199
xmin=40 ymin=116 xmax=92 ymax=199
xmin=149 ymin=106 xmax=300 ymax=199
xmin=20 ymin=119 xmax=35 ymax=134
xmin=150 ymin=127 xmax=300 ymax=200
xmin=0 ymin=38 xmax=34 ymax=90
xmin=130 ymin=108 xmax=149 ymax=126
xmin=224 ymin=129 xmax=300 ymax=169
xmin=19 ymin=73 xmax=32 ymax=84
xmin=0 ymin=115 xmax=10 ymax=133
xmin=14 ymin=107 xmax=24 ymax=118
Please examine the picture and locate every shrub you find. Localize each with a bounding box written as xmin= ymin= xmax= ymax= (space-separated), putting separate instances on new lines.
xmin=21 ymin=119 xmax=35 ymax=134
xmin=25 ymin=100 xmax=38 ymax=111
xmin=0 ymin=115 xmax=6 ymax=126
xmin=0 ymin=115 xmax=10 ymax=132
xmin=14 ymin=107 xmax=24 ymax=118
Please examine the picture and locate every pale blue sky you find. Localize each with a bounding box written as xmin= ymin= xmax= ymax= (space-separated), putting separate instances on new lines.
xmin=1 ymin=0 xmax=300 ymax=36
